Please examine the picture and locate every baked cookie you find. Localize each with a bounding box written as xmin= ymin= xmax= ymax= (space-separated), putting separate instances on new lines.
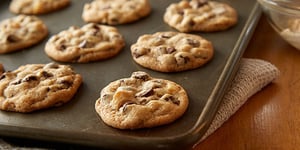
xmin=163 ymin=0 xmax=238 ymax=32
xmin=0 ymin=15 xmax=48 ymax=54
xmin=131 ymin=31 xmax=214 ymax=72
xmin=0 ymin=63 xmax=82 ymax=113
xmin=95 ymin=71 xmax=189 ymax=129
xmin=45 ymin=23 xmax=125 ymax=63
xmin=82 ymin=0 xmax=151 ymax=25
xmin=9 ymin=0 xmax=70 ymax=15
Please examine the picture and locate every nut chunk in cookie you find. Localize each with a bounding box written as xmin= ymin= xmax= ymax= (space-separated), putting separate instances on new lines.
xmin=131 ymin=31 xmax=214 ymax=72
xmin=163 ymin=0 xmax=238 ymax=32
xmin=82 ymin=0 xmax=151 ymax=25
xmin=0 ymin=15 xmax=48 ymax=54
xmin=0 ymin=63 xmax=82 ymax=113
xmin=9 ymin=0 xmax=70 ymax=15
xmin=45 ymin=23 xmax=125 ymax=63
xmin=95 ymin=71 xmax=189 ymax=129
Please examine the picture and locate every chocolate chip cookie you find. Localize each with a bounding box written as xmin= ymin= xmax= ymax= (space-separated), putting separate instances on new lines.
xmin=163 ymin=0 xmax=238 ymax=32
xmin=0 ymin=63 xmax=82 ymax=113
xmin=45 ymin=23 xmax=125 ymax=63
xmin=82 ymin=0 xmax=151 ymax=25
xmin=95 ymin=71 xmax=189 ymax=129
xmin=131 ymin=31 xmax=214 ymax=72
xmin=0 ymin=15 xmax=48 ymax=54
xmin=9 ymin=0 xmax=70 ymax=15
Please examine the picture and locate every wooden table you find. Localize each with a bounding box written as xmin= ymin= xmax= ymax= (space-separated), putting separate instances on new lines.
xmin=193 ymin=14 xmax=300 ymax=150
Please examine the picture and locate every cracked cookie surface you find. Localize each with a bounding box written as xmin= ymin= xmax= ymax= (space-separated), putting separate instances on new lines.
xmin=95 ymin=71 xmax=189 ymax=129
xmin=0 ymin=15 xmax=48 ymax=54
xmin=9 ymin=0 xmax=70 ymax=15
xmin=45 ymin=23 xmax=125 ymax=63
xmin=82 ymin=0 xmax=151 ymax=25
xmin=131 ymin=31 xmax=213 ymax=72
xmin=0 ymin=63 xmax=82 ymax=113
xmin=164 ymin=0 xmax=238 ymax=32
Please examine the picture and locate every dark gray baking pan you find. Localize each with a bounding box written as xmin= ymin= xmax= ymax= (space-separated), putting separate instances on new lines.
xmin=0 ymin=0 xmax=261 ymax=149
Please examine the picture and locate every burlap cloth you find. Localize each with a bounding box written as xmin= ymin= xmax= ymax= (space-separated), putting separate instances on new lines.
xmin=0 ymin=58 xmax=280 ymax=149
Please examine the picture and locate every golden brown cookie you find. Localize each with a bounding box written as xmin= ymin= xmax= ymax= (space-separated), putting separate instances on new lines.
xmin=0 ymin=63 xmax=82 ymax=113
xmin=95 ymin=71 xmax=189 ymax=129
xmin=163 ymin=0 xmax=238 ymax=32
xmin=45 ymin=23 xmax=125 ymax=63
xmin=9 ymin=0 xmax=70 ymax=15
xmin=82 ymin=0 xmax=151 ymax=25
xmin=0 ymin=15 xmax=48 ymax=54
xmin=131 ymin=31 xmax=214 ymax=72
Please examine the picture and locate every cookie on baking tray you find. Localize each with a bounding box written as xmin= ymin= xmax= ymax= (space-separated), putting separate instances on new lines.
xmin=82 ymin=0 xmax=151 ymax=25
xmin=95 ymin=71 xmax=189 ymax=129
xmin=9 ymin=0 xmax=70 ymax=15
xmin=131 ymin=31 xmax=214 ymax=72
xmin=45 ymin=23 xmax=125 ymax=63
xmin=163 ymin=0 xmax=238 ymax=32
xmin=0 ymin=15 xmax=48 ymax=54
xmin=0 ymin=63 xmax=82 ymax=113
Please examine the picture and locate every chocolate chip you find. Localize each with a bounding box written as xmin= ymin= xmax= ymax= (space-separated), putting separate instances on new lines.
xmin=11 ymin=79 xmax=22 ymax=85
xmin=0 ymin=74 xmax=6 ymax=80
xmin=178 ymin=10 xmax=184 ymax=15
xmin=131 ymin=71 xmax=150 ymax=81
xmin=120 ymin=101 xmax=136 ymax=112
xmin=159 ymin=34 xmax=172 ymax=39
xmin=136 ymin=88 xmax=154 ymax=97
xmin=79 ymin=40 xmax=94 ymax=48
xmin=41 ymin=71 xmax=53 ymax=78
xmin=186 ymin=39 xmax=200 ymax=47
xmin=161 ymin=94 xmax=180 ymax=105
xmin=58 ymin=44 xmax=67 ymax=51
xmin=166 ymin=47 xmax=176 ymax=54
xmin=176 ymin=54 xmax=190 ymax=65
xmin=132 ymin=48 xmax=149 ymax=58
xmin=22 ymin=75 xmax=38 ymax=82
xmin=58 ymin=80 xmax=73 ymax=89
xmin=6 ymin=35 xmax=20 ymax=43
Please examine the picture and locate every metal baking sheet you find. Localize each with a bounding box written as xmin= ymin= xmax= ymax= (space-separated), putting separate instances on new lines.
xmin=0 ymin=0 xmax=261 ymax=149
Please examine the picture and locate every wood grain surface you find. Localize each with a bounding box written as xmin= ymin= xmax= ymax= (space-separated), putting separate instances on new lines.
xmin=193 ymin=14 xmax=300 ymax=150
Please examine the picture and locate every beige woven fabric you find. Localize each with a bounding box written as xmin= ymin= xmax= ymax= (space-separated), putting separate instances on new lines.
xmin=0 ymin=58 xmax=280 ymax=149
xmin=199 ymin=58 xmax=280 ymax=142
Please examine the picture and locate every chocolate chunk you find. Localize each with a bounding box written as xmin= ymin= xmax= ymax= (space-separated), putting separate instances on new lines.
xmin=131 ymin=71 xmax=150 ymax=81
xmin=0 ymin=74 xmax=6 ymax=80
xmin=58 ymin=80 xmax=73 ymax=89
xmin=120 ymin=101 xmax=136 ymax=112
xmin=166 ymin=47 xmax=176 ymax=54
xmin=11 ymin=79 xmax=22 ymax=85
xmin=79 ymin=40 xmax=94 ymax=48
xmin=136 ymin=88 xmax=154 ymax=97
xmin=176 ymin=54 xmax=190 ymax=65
xmin=159 ymin=34 xmax=172 ymax=39
xmin=22 ymin=75 xmax=38 ymax=82
xmin=6 ymin=35 xmax=20 ymax=43
xmin=41 ymin=71 xmax=53 ymax=78
xmin=186 ymin=39 xmax=200 ymax=47
xmin=161 ymin=94 xmax=180 ymax=105
xmin=58 ymin=44 xmax=67 ymax=51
